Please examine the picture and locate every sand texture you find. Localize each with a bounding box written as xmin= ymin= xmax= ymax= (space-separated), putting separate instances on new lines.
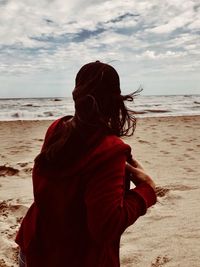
xmin=0 ymin=116 xmax=200 ymax=267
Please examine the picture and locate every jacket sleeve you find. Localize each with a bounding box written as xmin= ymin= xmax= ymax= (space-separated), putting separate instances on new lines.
xmin=84 ymin=147 xmax=156 ymax=243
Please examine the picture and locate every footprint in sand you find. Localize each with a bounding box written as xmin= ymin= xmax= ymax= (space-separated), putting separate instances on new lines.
xmin=17 ymin=162 xmax=28 ymax=168
xmin=171 ymin=136 xmax=178 ymax=140
xmin=151 ymin=255 xmax=171 ymax=267
xmin=0 ymin=259 xmax=8 ymax=267
xmin=160 ymin=150 xmax=170 ymax=155
xmin=0 ymin=201 xmax=27 ymax=215
xmin=162 ymin=138 xmax=174 ymax=142
xmin=183 ymin=167 xmax=195 ymax=172
xmin=0 ymin=165 xmax=19 ymax=176
xmin=168 ymin=184 xmax=198 ymax=191
xmin=155 ymin=186 xmax=170 ymax=197
xmin=0 ymin=201 xmax=28 ymax=228
xmin=16 ymin=163 xmax=33 ymax=174
xmin=171 ymin=143 xmax=177 ymax=146
xmin=0 ymin=201 xmax=27 ymax=266
xmin=138 ymin=140 xmax=150 ymax=144
xmin=23 ymin=167 xmax=33 ymax=174
xmin=186 ymin=148 xmax=194 ymax=152
xmin=155 ymin=183 xmax=198 ymax=198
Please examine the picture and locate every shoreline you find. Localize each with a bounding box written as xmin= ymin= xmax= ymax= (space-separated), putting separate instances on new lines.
xmin=0 ymin=113 xmax=200 ymax=123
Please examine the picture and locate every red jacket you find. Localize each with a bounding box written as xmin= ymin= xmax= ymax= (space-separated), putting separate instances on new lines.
xmin=16 ymin=117 xmax=156 ymax=267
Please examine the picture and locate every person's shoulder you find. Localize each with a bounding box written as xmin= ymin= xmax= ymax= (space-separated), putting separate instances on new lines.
xmin=46 ymin=115 xmax=72 ymax=134
xmin=42 ymin=116 xmax=72 ymax=148
xmin=102 ymin=135 xmax=126 ymax=147
xmin=95 ymin=135 xmax=131 ymax=157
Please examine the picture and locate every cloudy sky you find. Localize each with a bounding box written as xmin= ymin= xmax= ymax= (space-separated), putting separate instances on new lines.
xmin=0 ymin=0 xmax=200 ymax=98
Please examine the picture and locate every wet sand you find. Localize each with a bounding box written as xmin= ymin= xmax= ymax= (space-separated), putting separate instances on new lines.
xmin=0 ymin=116 xmax=200 ymax=266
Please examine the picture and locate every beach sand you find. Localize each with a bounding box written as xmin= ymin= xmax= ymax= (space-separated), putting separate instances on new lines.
xmin=0 ymin=116 xmax=200 ymax=267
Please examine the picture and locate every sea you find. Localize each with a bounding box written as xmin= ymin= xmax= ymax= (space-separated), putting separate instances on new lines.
xmin=0 ymin=95 xmax=200 ymax=121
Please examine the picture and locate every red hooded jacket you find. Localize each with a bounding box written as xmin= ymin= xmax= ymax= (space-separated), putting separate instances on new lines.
xmin=16 ymin=117 xmax=156 ymax=267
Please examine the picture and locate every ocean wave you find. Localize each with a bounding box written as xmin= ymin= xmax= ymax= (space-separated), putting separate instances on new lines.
xmin=133 ymin=111 xmax=147 ymax=115
xmin=22 ymin=104 xmax=40 ymax=107
xmin=52 ymin=98 xmax=62 ymax=101
xmin=144 ymin=109 xmax=170 ymax=113
xmin=11 ymin=112 xmax=20 ymax=118
xmin=43 ymin=111 xmax=54 ymax=117
xmin=0 ymin=95 xmax=200 ymax=121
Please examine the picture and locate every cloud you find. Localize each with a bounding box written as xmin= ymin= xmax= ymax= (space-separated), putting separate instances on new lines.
xmin=148 ymin=11 xmax=195 ymax=34
xmin=0 ymin=0 xmax=199 ymax=96
xmin=136 ymin=50 xmax=187 ymax=59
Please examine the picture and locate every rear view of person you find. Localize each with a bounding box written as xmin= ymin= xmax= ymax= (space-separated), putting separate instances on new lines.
xmin=16 ymin=61 xmax=157 ymax=267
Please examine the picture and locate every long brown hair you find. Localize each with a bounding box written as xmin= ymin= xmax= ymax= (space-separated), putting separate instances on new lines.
xmin=73 ymin=61 xmax=141 ymax=137
xmin=35 ymin=61 xmax=141 ymax=168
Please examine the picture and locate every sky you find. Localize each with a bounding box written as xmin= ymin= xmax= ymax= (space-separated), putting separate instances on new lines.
xmin=0 ymin=0 xmax=200 ymax=98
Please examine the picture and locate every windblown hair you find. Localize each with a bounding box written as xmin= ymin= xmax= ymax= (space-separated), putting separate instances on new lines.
xmin=35 ymin=61 xmax=141 ymax=168
xmin=72 ymin=61 xmax=141 ymax=137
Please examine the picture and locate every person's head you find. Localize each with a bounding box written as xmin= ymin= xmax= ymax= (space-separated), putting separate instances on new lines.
xmin=73 ymin=60 xmax=138 ymax=137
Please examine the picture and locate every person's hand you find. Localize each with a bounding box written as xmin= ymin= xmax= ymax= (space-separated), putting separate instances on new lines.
xmin=126 ymin=162 xmax=156 ymax=191
xmin=130 ymin=158 xmax=144 ymax=170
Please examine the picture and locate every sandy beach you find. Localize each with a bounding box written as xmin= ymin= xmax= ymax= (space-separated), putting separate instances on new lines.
xmin=0 ymin=116 xmax=200 ymax=267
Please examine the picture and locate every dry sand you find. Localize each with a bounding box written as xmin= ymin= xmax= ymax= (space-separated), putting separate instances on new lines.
xmin=0 ymin=116 xmax=200 ymax=267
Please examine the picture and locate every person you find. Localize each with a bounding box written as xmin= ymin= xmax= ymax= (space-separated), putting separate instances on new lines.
xmin=15 ymin=61 xmax=157 ymax=267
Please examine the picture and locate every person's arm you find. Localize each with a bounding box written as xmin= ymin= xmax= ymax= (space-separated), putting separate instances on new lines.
xmin=84 ymin=151 xmax=156 ymax=244
xmin=125 ymin=162 xmax=156 ymax=190
xmin=129 ymin=158 xmax=144 ymax=170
